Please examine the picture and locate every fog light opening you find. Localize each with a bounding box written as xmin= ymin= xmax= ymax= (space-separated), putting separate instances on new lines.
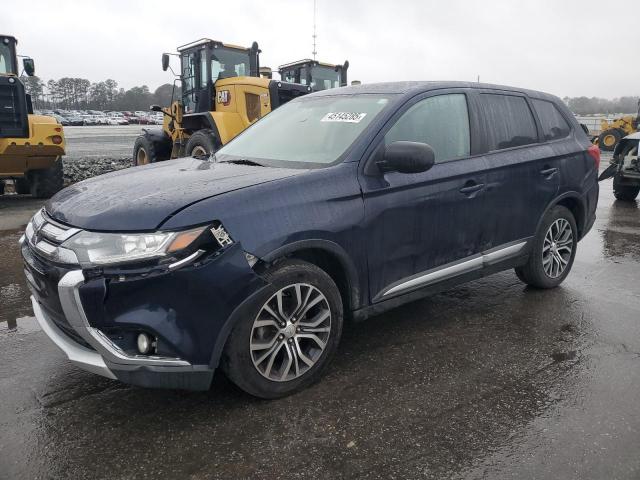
xmin=137 ymin=333 xmax=156 ymax=355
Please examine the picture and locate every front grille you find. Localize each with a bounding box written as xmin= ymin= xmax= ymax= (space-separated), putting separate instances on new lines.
xmin=22 ymin=210 xmax=94 ymax=350
xmin=0 ymin=76 xmax=28 ymax=138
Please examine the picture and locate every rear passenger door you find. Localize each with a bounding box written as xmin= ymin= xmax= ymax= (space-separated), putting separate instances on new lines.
xmin=478 ymin=92 xmax=560 ymax=248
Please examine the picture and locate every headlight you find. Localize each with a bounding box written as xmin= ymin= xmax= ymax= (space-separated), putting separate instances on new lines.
xmin=62 ymin=226 xmax=206 ymax=266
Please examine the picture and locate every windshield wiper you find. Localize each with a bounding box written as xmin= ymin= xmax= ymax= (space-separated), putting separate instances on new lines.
xmin=219 ymin=158 xmax=265 ymax=167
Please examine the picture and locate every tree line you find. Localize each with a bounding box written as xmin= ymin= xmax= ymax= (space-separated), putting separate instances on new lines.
xmin=562 ymin=96 xmax=639 ymax=116
xmin=20 ymin=75 xmax=181 ymax=112
xmin=20 ymin=75 xmax=639 ymax=116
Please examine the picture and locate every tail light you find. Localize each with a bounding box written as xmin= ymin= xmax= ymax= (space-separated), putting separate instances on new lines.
xmin=51 ymin=135 xmax=63 ymax=145
xmin=587 ymin=144 xmax=600 ymax=170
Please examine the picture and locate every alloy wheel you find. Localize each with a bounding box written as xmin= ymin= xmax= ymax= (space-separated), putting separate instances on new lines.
xmin=542 ymin=218 xmax=573 ymax=278
xmin=250 ymin=283 xmax=331 ymax=382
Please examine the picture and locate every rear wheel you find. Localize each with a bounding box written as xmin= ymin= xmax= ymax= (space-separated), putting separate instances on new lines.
xmin=185 ymin=129 xmax=219 ymax=157
xmin=613 ymin=175 xmax=640 ymax=201
xmin=515 ymin=206 xmax=577 ymax=289
xmin=133 ymin=135 xmax=157 ymax=166
xmin=598 ymin=129 xmax=622 ymax=151
xmin=222 ymin=259 xmax=343 ymax=398
xmin=29 ymin=158 xmax=64 ymax=198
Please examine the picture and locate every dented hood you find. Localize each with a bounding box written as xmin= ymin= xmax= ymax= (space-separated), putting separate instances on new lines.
xmin=46 ymin=157 xmax=301 ymax=231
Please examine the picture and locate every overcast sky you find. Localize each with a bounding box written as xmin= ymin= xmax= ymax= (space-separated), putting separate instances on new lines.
xmin=4 ymin=0 xmax=639 ymax=98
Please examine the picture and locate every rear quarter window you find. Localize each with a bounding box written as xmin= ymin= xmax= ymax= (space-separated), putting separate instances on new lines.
xmin=532 ymin=99 xmax=571 ymax=141
xmin=481 ymin=94 xmax=538 ymax=151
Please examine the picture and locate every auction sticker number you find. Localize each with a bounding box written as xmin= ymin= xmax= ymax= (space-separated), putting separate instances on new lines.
xmin=321 ymin=112 xmax=367 ymax=123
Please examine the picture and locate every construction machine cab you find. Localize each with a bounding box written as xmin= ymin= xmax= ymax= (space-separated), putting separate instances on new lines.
xmin=176 ymin=39 xmax=260 ymax=114
xmin=278 ymin=59 xmax=349 ymax=91
xmin=134 ymin=38 xmax=312 ymax=163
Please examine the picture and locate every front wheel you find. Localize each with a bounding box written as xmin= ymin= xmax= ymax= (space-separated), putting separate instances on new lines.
xmin=515 ymin=205 xmax=577 ymax=289
xmin=222 ymin=259 xmax=343 ymax=398
xmin=185 ymin=129 xmax=219 ymax=157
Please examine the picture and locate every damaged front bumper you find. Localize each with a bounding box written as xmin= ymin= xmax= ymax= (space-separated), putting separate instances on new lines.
xmin=24 ymin=238 xmax=268 ymax=391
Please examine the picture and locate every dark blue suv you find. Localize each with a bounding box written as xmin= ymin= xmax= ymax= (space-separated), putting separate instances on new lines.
xmin=22 ymin=82 xmax=600 ymax=398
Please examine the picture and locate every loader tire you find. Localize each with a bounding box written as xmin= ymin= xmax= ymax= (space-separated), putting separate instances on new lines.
xmin=185 ymin=129 xmax=219 ymax=157
xmin=598 ymin=129 xmax=622 ymax=152
xmin=15 ymin=177 xmax=30 ymax=194
xmin=133 ymin=135 xmax=158 ymax=166
xmin=29 ymin=158 xmax=64 ymax=199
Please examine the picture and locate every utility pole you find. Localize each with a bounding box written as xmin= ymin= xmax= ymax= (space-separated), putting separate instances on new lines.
xmin=312 ymin=0 xmax=317 ymax=60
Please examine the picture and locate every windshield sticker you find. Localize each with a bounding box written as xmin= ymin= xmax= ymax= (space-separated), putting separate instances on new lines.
xmin=321 ymin=112 xmax=367 ymax=123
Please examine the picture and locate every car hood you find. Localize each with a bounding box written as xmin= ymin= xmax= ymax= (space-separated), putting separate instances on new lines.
xmin=47 ymin=157 xmax=303 ymax=231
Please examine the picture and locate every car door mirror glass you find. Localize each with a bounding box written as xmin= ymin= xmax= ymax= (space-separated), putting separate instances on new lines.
xmin=378 ymin=141 xmax=435 ymax=174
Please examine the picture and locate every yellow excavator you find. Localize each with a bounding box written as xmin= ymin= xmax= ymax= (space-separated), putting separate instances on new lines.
xmin=0 ymin=34 xmax=65 ymax=197
xmin=133 ymin=39 xmax=312 ymax=164
xmin=597 ymin=100 xmax=640 ymax=151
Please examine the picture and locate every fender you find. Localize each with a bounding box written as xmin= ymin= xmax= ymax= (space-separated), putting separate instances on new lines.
xmin=535 ymin=191 xmax=588 ymax=239
xmin=140 ymin=127 xmax=170 ymax=143
xmin=262 ymin=238 xmax=362 ymax=311
xmin=613 ymin=132 xmax=640 ymax=157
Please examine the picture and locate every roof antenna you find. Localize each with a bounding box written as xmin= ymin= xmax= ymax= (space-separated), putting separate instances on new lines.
xmin=312 ymin=0 xmax=318 ymax=60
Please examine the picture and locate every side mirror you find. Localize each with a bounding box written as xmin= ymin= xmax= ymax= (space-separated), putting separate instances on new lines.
xmin=161 ymin=53 xmax=170 ymax=72
xmin=150 ymin=105 xmax=162 ymax=112
xmin=22 ymin=58 xmax=35 ymax=76
xmin=378 ymin=141 xmax=435 ymax=174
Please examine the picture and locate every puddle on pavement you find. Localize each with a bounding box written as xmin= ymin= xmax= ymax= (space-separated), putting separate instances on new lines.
xmin=0 ymin=227 xmax=32 ymax=328
xmin=0 ymin=315 xmax=40 ymax=336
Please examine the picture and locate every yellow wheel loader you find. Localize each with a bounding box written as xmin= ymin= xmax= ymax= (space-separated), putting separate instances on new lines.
xmin=279 ymin=59 xmax=349 ymax=91
xmin=0 ymin=35 xmax=65 ymax=197
xmin=597 ymin=100 xmax=640 ymax=152
xmin=133 ymin=39 xmax=312 ymax=163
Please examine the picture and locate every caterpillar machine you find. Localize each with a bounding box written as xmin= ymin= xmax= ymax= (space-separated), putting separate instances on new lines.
xmin=0 ymin=35 xmax=65 ymax=197
xmin=278 ymin=58 xmax=349 ymax=92
xmin=597 ymin=100 xmax=640 ymax=152
xmin=133 ymin=39 xmax=312 ymax=163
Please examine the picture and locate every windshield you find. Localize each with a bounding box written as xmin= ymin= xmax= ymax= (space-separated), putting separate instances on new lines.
xmin=311 ymin=66 xmax=341 ymax=90
xmin=217 ymin=94 xmax=393 ymax=167
xmin=211 ymin=48 xmax=250 ymax=80
xmin=0 ymin=42 xmax=15 ymax=75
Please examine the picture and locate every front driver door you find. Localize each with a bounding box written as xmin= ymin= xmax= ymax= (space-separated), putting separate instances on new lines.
xmin=359 ymin=91 xmax=491 ymax=302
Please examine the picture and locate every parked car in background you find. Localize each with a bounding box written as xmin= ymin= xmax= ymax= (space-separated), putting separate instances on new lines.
xmin=65 ymin=115 xmax=85 ymax=126
xmin=24 ymin=81 xmax=599 ymax=398
xmin=53 ymin=114 xmax=69 ymax=126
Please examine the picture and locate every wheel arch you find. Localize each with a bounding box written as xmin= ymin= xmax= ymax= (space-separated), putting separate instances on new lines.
xmin=539 ymin=192 xmax=587 ymax=239
xmin=260 ymin=239 xmax=362 ymax=314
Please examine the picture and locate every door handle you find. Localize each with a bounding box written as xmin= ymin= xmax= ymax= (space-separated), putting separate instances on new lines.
xmin=459 ymin=182 xmax=486 ymax=195
xmin=540 ymin=167 xmax=558 ymax=177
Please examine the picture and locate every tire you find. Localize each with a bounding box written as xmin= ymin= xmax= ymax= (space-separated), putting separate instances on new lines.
xmin=598 ymin=129 xmax=622 ymax=152
xmin=29 ymin=158 xmax=64 ymax=199
xmin=515 ymin=205 xmax=578 ymax=289
xmin=222 ymin=259 xmax=344 ymax=399
xmin=613 ymin=174 xmax=640 ymax=201
xmin=14 ymin=177 xmax=30 ymax=195
xmin=133 ymin=134 xmax=161 ymax=166
xmin=185 ymin=129 xmax=219 ymax=157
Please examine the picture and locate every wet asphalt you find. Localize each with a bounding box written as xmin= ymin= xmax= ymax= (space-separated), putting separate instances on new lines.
xmin=1 ymin=177 xmax=639 ymax=479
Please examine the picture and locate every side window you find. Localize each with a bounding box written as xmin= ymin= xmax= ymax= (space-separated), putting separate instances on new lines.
xmin=385 ymin=94 xmax=470 ymax=162
xmin=481 ymin=94 xmax=538 ymax=151
xmin=532 ymin=99 xmax=571 ymax=141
